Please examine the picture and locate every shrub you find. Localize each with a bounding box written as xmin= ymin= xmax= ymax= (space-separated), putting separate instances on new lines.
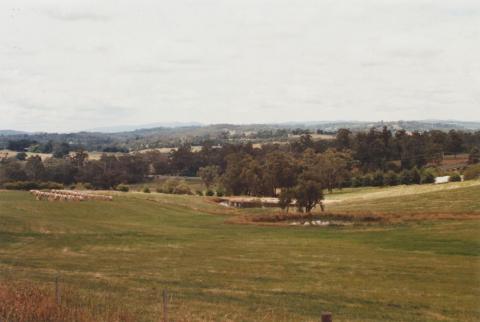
xmin=115 ymin=184 xmax=129 ymax=192
xmin=468 ymin=147 xmax=479 ymax=164
xmin=195 ymin=190 xmax=204 ymax=196
xmin=205 ymin=189 xmax=215 ymax=196
xmin=421 ymin=172 xmax=435 ymax=184
xmin=216 ymin=189 xmax=224 ymax=197
xmin=361 ymin=175 xmax=372 ymax=187
xmin=173 ymin=182 xmax=192 ymax=195
xmin=341 ymin=177 xmax=352 ymax=188
xmin=384 ymin=171 xmax=399 ymax=186
xmin=82 ymin=182 xmax=94 ymax=190
xmin=43 ymin=182 xmax=64 ymax=190
xmin=16 ymin=152 xmax=27 ymax=161
xmin=3 ymin=181 xmax=63 ymax=190
xmin=155 ymin=187 xmax=164 ymax=193
xmin=142 ymin=187 xmax=151 ymax=193
xmin=4 ymin=181 xmax=40 ymax=190
xmin=400 ymin=170 xmax=412 ymax=185
xmin=464 ymin=164 xmax=480 ymax=180
xmin=385 ymin=161 xmax=400 ymax=172
xmin=371 ymin=172 xmax=384 ymax=187
xmin=162 ymin=179 xmax=179 ymax=194
xmin=411 ymin=167 xmax=421 ymax=184
xmin=449 ymin=173 xmax=462 ymax=182
xmin=423 ymin=167 xmax=440 ymax=178
xmin=351 ymin=177 xmax=363 ymax=187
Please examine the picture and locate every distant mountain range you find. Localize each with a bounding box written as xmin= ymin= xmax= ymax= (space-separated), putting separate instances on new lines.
xmin=0 ymin=130 xmax=27 ymax=136
xmin=1 ymin=120 xmax=479 ymax=152
xmin=2 ymin=120 xmax=479 ymax=136
xmin=87 ymin=122 xmax=203 ymax=133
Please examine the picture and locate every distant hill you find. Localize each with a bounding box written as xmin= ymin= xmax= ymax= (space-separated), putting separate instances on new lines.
xmin=0 ymin=130 xmax=27 ymax=136
xmin=279 ymin=120 xmax=480 ymax=132
xmin=87 ymin=122 xmax=203 ymax=133
xmin=1 ymin=120 xmax=479 ymax=151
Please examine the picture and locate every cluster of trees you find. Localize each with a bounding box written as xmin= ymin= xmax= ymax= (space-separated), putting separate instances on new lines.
xmin=336 ymin=128 xmax=479 ymax=171
xmin=7 ymin=139 xmax=72 ymax=158
xmin=1 ymin=128 xmax=479 ymax=212
xmin=0 ymin=152 xmax=149 ymax=189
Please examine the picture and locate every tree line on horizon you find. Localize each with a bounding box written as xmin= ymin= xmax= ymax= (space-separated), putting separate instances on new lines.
xmin=1 ymin=127 xmax=479 ymax=212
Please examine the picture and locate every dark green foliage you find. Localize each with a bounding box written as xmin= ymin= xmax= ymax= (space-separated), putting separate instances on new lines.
xmin=290 ymin=134 xmax=314 ymax=153
xmin=205 ymin=189 xmax=214 ymax=196
xmin=294 ymin=179 xmax=324 ymax=213
xmin=170 ymin=143 xmax=198 ymax=176
xmin=385 ymin=161 xmax=400 ymax=172
xmin=197 ymin=165 xmax=219 ymax=189
xmin=142 ymin=187 xmax=151 ymax=193
xmin=464 ymin=164 xmax=480 ymax=180
xmin=75 ymin=154 xmax=149 ymax=189
xmin=174 ymin=182 xmax=192 ymax=195
xmin=4 ymin=181 xmax=39 ymax=190
xmin=16 ymin=152 xmax=27 ymax=161
xmin=468 ymin=147 xmax=479 ymax=164
xmin=421 ymin=172 xmax=435 ymax=184
xmin=335 ymin=128 xmax=352 ymax=150
xmin=38 ymin=141 xmax=53 ymax=153
xmin=372 ymin=171 xmax=384 ymax=187
xmin=447 ymin=130 xmax=463 ymax=156
xmin=1 ymin=161 xmax=27 ymax=181
xmin=115 ymin=184 xmax=129 ymax=192
xmin=385 ymin=171 xmax=399 ymax=186
xmin=102 ymin=146 xmax=129 ymax=153
xmin=52 ymin=142 xmax=71 ymax=159
xmin=7 ymin=139 xmax=37 ymax=151
xmin=449 ymin=173 xmax=462 ymax=182
xmin=3 ymin=181 xmax=63 ymax=190
xmin=411 ymin=167 xmax=422 ymax=184
xmin=341 ymin=177 xmax=352 ymax=188
xmin=82 ymin=182 xmax=94 ymax=190
xmin=278 ymin=188 xmax=295 ymax=212
xmin=160 ymin=179 xmax=192 ymax=195
xmin=362 ymin=175 xmax=372 ymax=187
xmin=400 ymin=170 xmax=412 ymax=185
xmin=1 ymin=126 xmax=478 ymax=194
xmin=162 ymin=179 xmax=180 ymax=194
xmin=25 ymin=156 xmax=45 ymax=181
xmin=351 ymin=177 xmax=363 ymax=187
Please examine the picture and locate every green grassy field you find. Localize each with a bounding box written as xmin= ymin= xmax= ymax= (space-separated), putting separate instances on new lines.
xmin=0 ymin=182 xmax=479 ymax=321
xmin=325 ymin=181 xmax=480 ymax=216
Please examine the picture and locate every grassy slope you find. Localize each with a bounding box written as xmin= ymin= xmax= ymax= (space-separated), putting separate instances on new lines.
xmin=0 ymin=186 xmax=479 ymax=321
xmin=325 ymin=180 xmax=480 ymax=203
xmin=326 ymin=182 xmax=480 ymax=215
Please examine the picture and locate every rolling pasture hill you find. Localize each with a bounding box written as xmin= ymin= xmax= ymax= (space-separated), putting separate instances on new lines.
xmin=0 ymin=181 xmax=479 ymax=321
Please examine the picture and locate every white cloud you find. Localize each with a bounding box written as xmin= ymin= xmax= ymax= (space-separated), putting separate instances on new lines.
xmin=0 ymin=0 xmax=479 ymax=132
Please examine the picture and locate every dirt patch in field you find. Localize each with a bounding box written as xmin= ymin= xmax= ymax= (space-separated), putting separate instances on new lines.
xmin=227 ymin=210 xmax=480 ymax=227
xmin=227 ymin=211 xmax=383 ymax=227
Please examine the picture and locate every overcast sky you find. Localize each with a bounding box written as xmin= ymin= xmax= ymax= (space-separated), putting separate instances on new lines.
xmin=1 ymin=0 xmax=479 ymax=132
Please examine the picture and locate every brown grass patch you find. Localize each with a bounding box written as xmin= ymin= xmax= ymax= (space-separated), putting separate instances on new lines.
xmin=228 ymin=210 xmax=480 ymax=226
xmin=0 ymin=282 xmax=134 ymax=322
xmin=227 ymin=211 xmax=383 ymax=226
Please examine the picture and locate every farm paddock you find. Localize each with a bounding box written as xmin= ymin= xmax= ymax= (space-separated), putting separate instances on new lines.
xmin=0 ymin=181 xmax=479 ymax=321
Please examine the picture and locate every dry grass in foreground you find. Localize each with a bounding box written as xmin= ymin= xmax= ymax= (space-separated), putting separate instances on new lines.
xmin=0 ymin=282 xmax=134 ymax=322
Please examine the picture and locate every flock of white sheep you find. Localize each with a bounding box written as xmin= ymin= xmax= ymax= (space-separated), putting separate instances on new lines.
xmin=30 ymin=189 xmax=113 ymax=202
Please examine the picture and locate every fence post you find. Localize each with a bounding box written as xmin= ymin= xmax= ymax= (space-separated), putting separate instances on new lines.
xmin=321 ymin=312 xmax=332 ymax=322
xmin=162 ymin=289 xmax=168 ymax=322
xmin=55 ymin=275 xmax=61 ymax=305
